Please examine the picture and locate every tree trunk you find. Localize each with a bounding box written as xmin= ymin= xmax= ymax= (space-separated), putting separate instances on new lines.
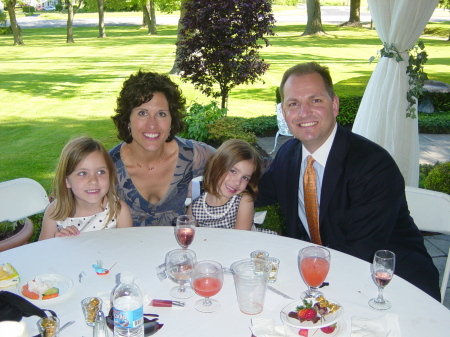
xmin=302 ymin=0 xmax=324 ymax=36
xmin=170 ymin=0 xmax=188 ymax=74
xmin=142 ymin=4 xmax=149 ymax=29
xmin=6 ymin=0 xmax=24 ymax=45
xmin=340 ymin=0 xmax=361 ymax=27
xmin=149 ymin=0 xmax=157 ymax=35
xmin=66 ymin=1 xmax=75 ymax=43
xmin=97 ymin=0 xmax=106 ymax=38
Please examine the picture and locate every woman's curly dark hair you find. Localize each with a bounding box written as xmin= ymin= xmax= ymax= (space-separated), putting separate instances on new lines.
xmin=111 ymin=70 xmax=186 ymax=143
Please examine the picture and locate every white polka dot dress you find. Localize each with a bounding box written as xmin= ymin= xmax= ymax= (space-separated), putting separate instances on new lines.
xmin=56 ymin=204 xmax=117 ymax=233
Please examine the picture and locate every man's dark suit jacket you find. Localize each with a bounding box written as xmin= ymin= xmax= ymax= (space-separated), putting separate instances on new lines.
xmin=258 ymin=124 xmax=441 ymax=301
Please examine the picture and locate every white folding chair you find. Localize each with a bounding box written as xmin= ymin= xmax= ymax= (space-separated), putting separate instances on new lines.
xmin=405 ymin=186 xmax=450 ymax=303
xmin=269 ymin=103 xmax=293 ymax=154
xmin=0 ymin=178 xmax=50 ymax=222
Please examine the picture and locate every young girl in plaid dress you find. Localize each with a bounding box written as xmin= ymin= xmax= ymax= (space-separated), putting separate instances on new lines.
xmin=187 ymin=139 xmax=262 ymax=230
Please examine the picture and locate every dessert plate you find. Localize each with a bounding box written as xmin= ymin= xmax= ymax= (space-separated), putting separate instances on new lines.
xmin=18 ymin=273 xmax=73 ymax=302
xmin=280 ymin=299 xmax=343 ymax=329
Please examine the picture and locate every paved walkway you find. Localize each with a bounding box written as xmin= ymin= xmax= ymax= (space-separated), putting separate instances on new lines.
xmin=258 ymin=133 xmax=450 ymax=308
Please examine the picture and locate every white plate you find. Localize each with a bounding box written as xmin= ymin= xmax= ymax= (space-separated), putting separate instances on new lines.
xmin=280 ymin=299 xmax=343 ymax=329
xmin=285 ymin=319 xmax=346 ymax=337
xmin=18 ymin=274 xmax=73 ymax=302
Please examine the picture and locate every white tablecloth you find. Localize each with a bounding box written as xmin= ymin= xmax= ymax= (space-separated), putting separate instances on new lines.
xmin=1 ymin=227 xmax=449 ymax=336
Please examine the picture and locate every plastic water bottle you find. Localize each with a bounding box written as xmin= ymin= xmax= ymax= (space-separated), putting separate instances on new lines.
xmin=113 ymin=271 xmax=144 ymax=337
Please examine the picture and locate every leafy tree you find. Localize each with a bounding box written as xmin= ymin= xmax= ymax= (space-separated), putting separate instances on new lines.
xmin=302 ymin=0 xmax=324 ymax=36
xmin=177 ymin=0 xmax=275 ymax=110
xmin=5 ymin=0 xmax=23 ymax=45
xmin=170 ymin=0 xmax=187 ymax=74
xmin=66 ymin=0 xmax=85 ymax=43
xmin=97 ymin=0 xmax=106 ymax=37
xmin=340 ymin=0 xmax=361 ymax=27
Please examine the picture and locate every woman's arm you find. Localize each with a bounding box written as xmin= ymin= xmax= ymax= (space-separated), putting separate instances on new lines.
xmin=234 ymin=194 xmax=254 ymax=230
xmin=116 ymin=200 xmax=133 ymax=228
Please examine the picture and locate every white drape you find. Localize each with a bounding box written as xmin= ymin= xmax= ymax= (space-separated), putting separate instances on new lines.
xmin=352 ymin=0 xmax=438 ymax=187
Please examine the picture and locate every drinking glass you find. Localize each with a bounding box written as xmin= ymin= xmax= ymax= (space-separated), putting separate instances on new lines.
xmin=165 ymin=249 xmax=197 ymax=299
xmin=298 ymin=246 xmax=330 ymax=299
xmin=175 ymin=215 xmax=196 ymax=249
xmin=191 ymin=260 xmax=223 ymax=313
xmin=369 ymin=250 xmax=395 ymax=310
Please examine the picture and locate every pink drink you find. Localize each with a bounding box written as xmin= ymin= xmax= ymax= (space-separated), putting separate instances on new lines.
xmin=374 ymin=271 xmax=392 ymax=287
xmin=176 ymin=228 xmax=194 ymax=247
xmin=300 ymin=257 xmax=330 ymax=287
xmin=193 ymin=277 xmax=222 ymax=297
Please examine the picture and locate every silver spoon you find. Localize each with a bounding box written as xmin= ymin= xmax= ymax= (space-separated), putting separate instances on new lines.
xmin=54 ymin=320 xmax=75 ymax=336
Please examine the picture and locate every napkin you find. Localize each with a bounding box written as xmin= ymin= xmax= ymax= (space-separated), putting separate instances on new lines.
xmin=250 ymin=318 xmax=290 ymax=337
xmin=351 ymin=313 xmax=401 ymax=337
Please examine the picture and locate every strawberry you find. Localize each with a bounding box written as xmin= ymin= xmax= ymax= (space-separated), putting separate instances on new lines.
xmin=298 ymin=328 xmax=308 ymax=336
xmin=320 ymin=324 xmax=337 ymax=334
xmin=298 ymin=308 xmax=317 ymax=322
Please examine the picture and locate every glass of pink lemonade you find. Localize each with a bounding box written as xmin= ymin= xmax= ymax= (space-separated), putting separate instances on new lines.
xmin=175 ymin=215 xmax=196 ymax=249
xmin=298 ymin=246 xmax=330 ymax=299
xmin=191 ymin=260 xmax=223 ymax=313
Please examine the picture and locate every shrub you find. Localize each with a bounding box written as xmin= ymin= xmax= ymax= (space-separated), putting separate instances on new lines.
xmin=180 ymin=101 xmax=227 ymax=143
xmin=22 ymin=5 xmax=35 ymax=13
xmin=207 ymin=118 xmax=258 ymax=147
xmin=55 ymin=4 xmax=63 ymax=11
xmin=0 ymin=27 xmax=11 ymax=35
xmin=424 ymin=162 xmax=450 ymax=194
xmin=255 ymin=203 xmax=286 ymax=235
xmin=418 ymin=112 xmax=450 ymax=134
xmin=227 ymin=116 xmax=278 ymax=137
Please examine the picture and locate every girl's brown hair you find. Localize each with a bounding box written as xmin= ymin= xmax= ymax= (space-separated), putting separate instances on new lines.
xmin=50 ymin=137 xmax=121 ymax=225
xmin=202 ymin=139 xmax=262 ymax=199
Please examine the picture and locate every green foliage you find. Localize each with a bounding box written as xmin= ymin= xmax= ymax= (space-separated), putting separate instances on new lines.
xmin=432 ymin=92 xmax=450 ymax=112
xmin=255 ymin=203 xmax=286 ymax=235
xmin=419 ymin=163 xmax=437 ymax=188
xmin=0 ymin=27 xmax=11 ymax=35
xmin=418 ymin=112 xmax=450 ymax=134
xmin=178 ymin=0 xmax=275 ymax=109
xmin=207 ymin=118 xmax=258 ymax=147
xmin=275 ymin=87 xmax=281 ymax=104
xmin=180 ymin=101 xmax=227 ymax=143
xmin=336 ymin=96 xmax=360 ymax=126
xmin=55 ymin=4 xmax=63 ymax=11
xmin=22 ymin=5 xmax=35 ymax=13
xmin=155 ymin=0 xmax=180 ymax=13
xmin=424 ymin=162 xmax=450 ymax=194
xmin=0 ymin=10 xmax=6 ymax=27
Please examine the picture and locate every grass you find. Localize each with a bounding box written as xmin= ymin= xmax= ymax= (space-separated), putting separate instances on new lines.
xmin=0 ymin=12 xmax=449 ymax=195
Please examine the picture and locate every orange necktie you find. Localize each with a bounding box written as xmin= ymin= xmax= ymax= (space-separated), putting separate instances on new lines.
xmin=303 ymin=156 xmax=322 ymax=245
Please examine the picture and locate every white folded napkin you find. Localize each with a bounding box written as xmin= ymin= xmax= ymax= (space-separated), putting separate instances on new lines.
xmin=351 ymin=313 xmax=401 ymax=337
xmin=250 ymin=318 xmax=290 ymax=337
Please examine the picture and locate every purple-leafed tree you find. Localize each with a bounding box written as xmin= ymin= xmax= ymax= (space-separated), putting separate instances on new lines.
xmin=177 ymin=0 xmax=275 ymax=110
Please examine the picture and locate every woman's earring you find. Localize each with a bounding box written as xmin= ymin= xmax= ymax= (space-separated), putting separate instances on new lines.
xmin=128 ymin=126 xmax=131 ymax=135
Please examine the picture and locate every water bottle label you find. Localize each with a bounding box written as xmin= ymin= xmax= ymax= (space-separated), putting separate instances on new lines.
xmin=113 ymin=306 xmax=143 ymax=329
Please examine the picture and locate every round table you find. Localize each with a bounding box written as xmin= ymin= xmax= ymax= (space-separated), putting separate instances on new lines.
xmin=1 ymin=227 xmax=449 ymax=336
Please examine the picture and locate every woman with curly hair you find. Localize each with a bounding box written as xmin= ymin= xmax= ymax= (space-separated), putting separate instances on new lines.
xmin=110 ymin=70 xmax=215 ymax=226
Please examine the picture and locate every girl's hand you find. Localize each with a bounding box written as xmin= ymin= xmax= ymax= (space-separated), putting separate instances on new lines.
xmin=55 ymin=225 xmax=80 ymax=237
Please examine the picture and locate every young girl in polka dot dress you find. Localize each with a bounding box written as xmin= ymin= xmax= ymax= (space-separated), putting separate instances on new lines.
xmin=39 ymin=137 xmax=132 ymax=240
xmin=187 ymin=139 xmax=262 ymax=230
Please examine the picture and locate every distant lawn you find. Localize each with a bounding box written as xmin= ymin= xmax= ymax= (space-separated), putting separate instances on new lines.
xmin=1 ymin=18 xmax=449 ymax=192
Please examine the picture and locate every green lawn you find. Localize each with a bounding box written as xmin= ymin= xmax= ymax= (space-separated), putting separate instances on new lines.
xmin=1 ymin=14 xmax=449 ymax=193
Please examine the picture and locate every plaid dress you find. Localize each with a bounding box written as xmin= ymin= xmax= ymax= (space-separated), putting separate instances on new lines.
xmin=191 ymin=193 xmax=242 ymax=229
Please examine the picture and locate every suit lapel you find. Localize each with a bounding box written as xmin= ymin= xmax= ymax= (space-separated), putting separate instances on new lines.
xmin=320 ymin=125 xmax=347 ymax=222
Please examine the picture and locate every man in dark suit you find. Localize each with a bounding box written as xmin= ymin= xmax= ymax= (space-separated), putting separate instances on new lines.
xmin=258 ymin=62 xmax=441 ymax=301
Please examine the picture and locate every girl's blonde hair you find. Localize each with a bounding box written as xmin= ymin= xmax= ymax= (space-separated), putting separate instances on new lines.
xmin=50 ymin=136 xmax=121 ymax=224
xmin=203 ymin=139 xmax=262 ymax=199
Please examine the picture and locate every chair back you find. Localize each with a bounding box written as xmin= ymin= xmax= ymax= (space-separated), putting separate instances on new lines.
xmin=276 ymin=103 xmax=292 ymax=137
xmin=405 ymin=186 xmax=450 ymax=303
xmin=0 ymin=178 xmax=50 ymax=222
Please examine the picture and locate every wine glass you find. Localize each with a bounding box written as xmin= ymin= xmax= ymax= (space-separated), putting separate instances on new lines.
xmin=298 ymin=246 xmax=330 ymax=299
xmin=191 ymin=260 xmax=223 ymax=313
xmin=165 ymin=249 xmax=197 ymax=299
xmin=175 ymin=215 xmax=196 ymax=249
xmin=369 ymin=250 xmax=395 ymax=310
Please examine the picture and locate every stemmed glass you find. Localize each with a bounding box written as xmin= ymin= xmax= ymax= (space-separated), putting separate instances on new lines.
xmin=369 ymin=250 xmax=395 ymax=310
xmin=298 ymin=246 xmax=330 ymax=299
xmin=191 ymin=260 xmax=223 ymax=313
xmin=175 ymin=215 xmax=196 ymax=249
xmin=165 ymin=249 xmax=197 ymax=299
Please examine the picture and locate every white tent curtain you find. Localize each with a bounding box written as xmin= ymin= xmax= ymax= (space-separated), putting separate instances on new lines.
xmin=352 ymin=0 xmax=439 ymax=187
